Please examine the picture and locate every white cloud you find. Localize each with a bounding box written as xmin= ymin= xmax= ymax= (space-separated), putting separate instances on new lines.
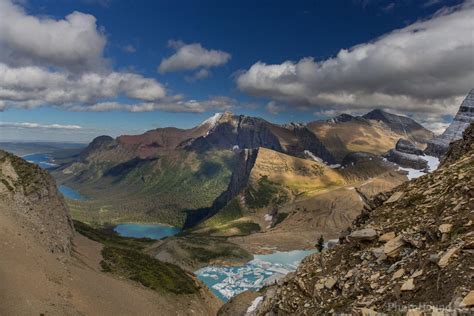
xmin=68 ymin=96 xmax=237 ymax=113
xmin=185 ymin=68 xmax=211 ymax=82
xmin=0 ymin=0 xmax=236 ymax=113
xmin=0 ymin=63 xmax=166 ymax=107
xmin=158 ymin=40 xmax=231 ymax=73
xmin=0 ymin=122 xmax=82 ymax=129
xmin=236 ymin=1 xmax=474 ymax=117
xmin=0 ymin=0 xmax=106 ymax=71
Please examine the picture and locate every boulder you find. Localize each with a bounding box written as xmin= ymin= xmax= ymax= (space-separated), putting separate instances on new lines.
xmin=438 ymin=223 xmax=453 ymax=234
xmin=391 ymin=268 xmax=405 ymax=280
xmin=438 ymin=245 xmax=462 ymax=268
xmin=401 ymin=278 xmax=415 ymax=291
xmin=379 ymin=231 xmax=396 ymax=242
xmin=349 ymin=228 xmax=378 ymax=241
xmin=384 ymin=236 xmax=405 ymax=257
xmin=324 ymin=277 xmax=337 ymax=289
xmin=385 ymin=192 xmax=404 ymax=204
xmin=460 ymin=291 xmax=474 ymax=307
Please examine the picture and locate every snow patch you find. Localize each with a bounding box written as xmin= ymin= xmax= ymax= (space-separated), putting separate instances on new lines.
xmin=200 ymin=112 xmax=224 ymax=136
xmin=304 ymin=150 xmax=323 ymax=163
xmin=422 ymin=155 xmax=440 ymax=172
xmin=397 ymin=154 xmax=440 ymax=180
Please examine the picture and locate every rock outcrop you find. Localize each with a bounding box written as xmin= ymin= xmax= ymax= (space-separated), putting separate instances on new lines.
xmin=441 ymin=123 xmax=474 ymax=167
xmin=383 ymin=139 xmax=428 ymax=170
xmin=0 ymin=150 xmax=74 ymax=256
xmin=425 ymin=89 xmax=474 ymax=157
xmin=223 ymin=125 xmax=474 ymax=315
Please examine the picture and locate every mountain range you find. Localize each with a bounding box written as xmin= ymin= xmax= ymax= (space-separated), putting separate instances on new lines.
xmin=56 ymin=109 xmax=433 ymax=231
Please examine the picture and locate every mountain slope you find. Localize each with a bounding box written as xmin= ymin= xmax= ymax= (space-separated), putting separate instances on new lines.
xmin=190 ymin=147 xmax=406 ymax=253
xmin=223 ymin=123 xmax=474 ymax=315
xmin=0 ymin=152 xmax=221 ymax=315
xmin=307 ymin=110 xmax=434 ymax=161
xmin=58 ymin=110 xmax=432 ymax=228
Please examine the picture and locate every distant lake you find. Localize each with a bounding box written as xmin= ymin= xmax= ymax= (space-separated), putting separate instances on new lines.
xmin=23 ymin=153 xmax=59 ymax=169
xmin=114 ymin=223 xmax=181 ymax=240
xmin=23 ymin=153 xmax=85 ymax=201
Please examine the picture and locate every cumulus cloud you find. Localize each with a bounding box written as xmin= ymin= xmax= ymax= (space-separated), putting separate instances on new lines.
xmin=0 ymin=0 xmax=235 ymax=113
xmin=0 ymin=63 xmax=166 ymax=107
xmin=236 ymin=1 xmax=474 ymax=117
xmin=158 ymin=40 xmax=231 ymax=73
xmin=0 ymin=122 xmax=82 ymax=130
xmin=0 ymin=0 xmax=106 ymax=71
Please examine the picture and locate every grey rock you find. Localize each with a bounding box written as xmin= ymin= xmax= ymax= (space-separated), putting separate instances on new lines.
xmin=425 ymin=89 xmax=474 ymax=157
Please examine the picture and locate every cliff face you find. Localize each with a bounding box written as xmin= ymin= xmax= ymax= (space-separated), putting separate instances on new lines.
xmin=383 ymin=139 xmax=429 ymax=170
xmin=0 ymin=150 xmax=74 ymax=256
xmin=224 ymin=126 xmax=474 ymax=315
xmin=183 ymin=148 xmax=258 ymax=228
xmin=425 ymin=89 xmax=474 ymax=157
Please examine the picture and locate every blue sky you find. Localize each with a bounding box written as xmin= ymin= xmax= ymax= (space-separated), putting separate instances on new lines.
xmin=0 ymin=0 xmax=472 ymax=142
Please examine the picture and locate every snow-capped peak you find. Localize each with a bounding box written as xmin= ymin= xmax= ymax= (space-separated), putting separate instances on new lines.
xmin=200 ymin=112 xmax=224 ymax=129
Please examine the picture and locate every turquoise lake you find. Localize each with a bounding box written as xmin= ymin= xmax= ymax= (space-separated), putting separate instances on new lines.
xmin=196 ymin=249 xmax=318 ymax=301
xmin=114 ymin=223 xmax=181 ymax=240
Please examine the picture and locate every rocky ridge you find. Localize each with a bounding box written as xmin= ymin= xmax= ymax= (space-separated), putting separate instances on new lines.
xmin=425 ymin=89 xmax=474 ymax=157
xmin=0 ymin=150 xmax=74 ymax=256
xmin=224 ymin=124 xmax=474 ymax=315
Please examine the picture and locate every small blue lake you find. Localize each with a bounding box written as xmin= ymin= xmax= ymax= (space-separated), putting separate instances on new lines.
xmin=58 ymin=185 xmax=85 ymax=200
xmin=23 ymin=152 xmax=85 ymax=201
xmin=114 ymin=223 xmax=181 ymax=240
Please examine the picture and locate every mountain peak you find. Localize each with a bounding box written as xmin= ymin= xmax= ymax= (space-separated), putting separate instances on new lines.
xmin=199 ymin=112 xmax=234 ymax=129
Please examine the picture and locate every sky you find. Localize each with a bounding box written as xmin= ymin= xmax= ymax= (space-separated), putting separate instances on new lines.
xmin=0 ymin=0 xmax=472 ymax=142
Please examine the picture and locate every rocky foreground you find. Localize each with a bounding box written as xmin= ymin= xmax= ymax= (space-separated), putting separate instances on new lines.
xmin=222 ymin=124 xmax=474 ymax=315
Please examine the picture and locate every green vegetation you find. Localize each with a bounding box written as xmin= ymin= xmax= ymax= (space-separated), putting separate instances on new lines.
xmin=199 ymin=198 xmax=243 ymax=227
xmin=203 ymin=221 xmax=261 ymax=236
xmin=73 ymin=220 xmax=154 ymax=250
xmin=74 ymin=220 xmax=199 ymax=295
xmin=274 ymin=212 xmax=288 ymax=226
xmin=61 ymin=149 xmax=237 ymax=226
xmin=100 ymin=246 xmax=198 ymax=294
xmin=245 ymin=176 xmax=288 ymax=209
xmin=175 ymin=236 xmax=253 ymax=265
xmin=316 ymin=235 xmax=324 ymax=252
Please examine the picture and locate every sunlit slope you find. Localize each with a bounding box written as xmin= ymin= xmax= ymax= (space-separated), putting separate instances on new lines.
xmin=249 ymin=147 xmax=345 ymax=198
